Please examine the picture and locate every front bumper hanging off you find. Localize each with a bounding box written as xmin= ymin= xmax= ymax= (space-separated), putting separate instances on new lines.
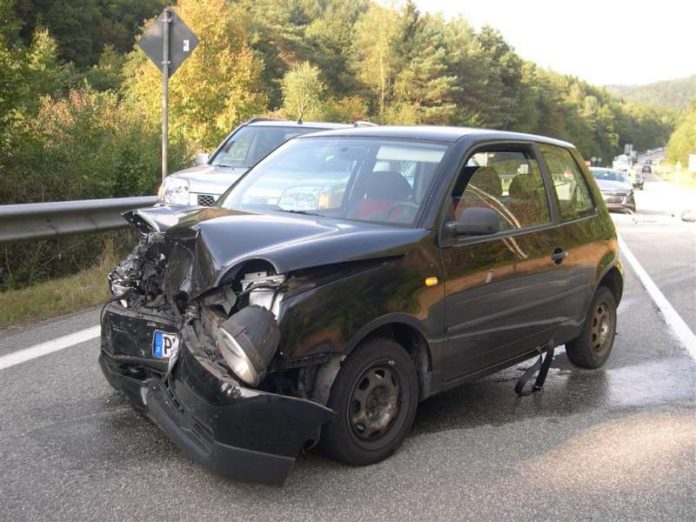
xmin=99 ymin=303 xmax=334 ymax=486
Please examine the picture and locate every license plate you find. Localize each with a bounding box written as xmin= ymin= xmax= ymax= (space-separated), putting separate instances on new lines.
xmin=152 ymin=330 xmax=180 ymax=360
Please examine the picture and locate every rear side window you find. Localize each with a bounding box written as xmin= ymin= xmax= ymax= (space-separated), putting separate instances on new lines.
xmin=450 ymin=149 xmax=551 ymax=232
xmin=539 ymin=144 xmax=595 ymax=220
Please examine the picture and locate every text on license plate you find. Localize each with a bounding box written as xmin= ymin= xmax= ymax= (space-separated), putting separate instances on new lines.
xmin=153 ymin=330 xmax=180 ymax=359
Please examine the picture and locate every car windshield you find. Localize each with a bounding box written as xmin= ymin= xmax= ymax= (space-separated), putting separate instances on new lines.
xmin=210 ymin=125 xmax=326 ymax=169
xmin=217 ymin=136 xmax=449 ymax=226
xmin=592 ymin=169 xmax=629 ymax=184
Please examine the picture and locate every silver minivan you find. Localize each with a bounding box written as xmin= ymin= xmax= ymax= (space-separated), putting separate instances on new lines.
xmin=158 ymin=119 xmax=352 ymax=206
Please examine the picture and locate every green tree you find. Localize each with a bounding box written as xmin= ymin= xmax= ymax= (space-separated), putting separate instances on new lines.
xmin=124 ymin=0 xmax=266 ymax=151
xmin=389 ymin=12 xmax=458 ymax=124
xmin=666 ymin=99 xmax=696 ymax=164
xmin=350 ymin=3 xmax=401 ymax=119
xmin=301 ymin=0 xmax=368 ymax=97
xmin=85 ymin=45 xmax=125 ymax=91
xmin=13 ymin=0 xmax=167 ymax=68
xmin=281 ymin=61 xmax=326 ymax=120
xmin=0 ymin=0 xmax=20 ymax=42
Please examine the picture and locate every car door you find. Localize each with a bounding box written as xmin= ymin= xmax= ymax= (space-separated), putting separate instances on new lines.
xmin=440 ymin=142 xmax=570 ymax=382
xmin=536 ymin=143 xmax=602 ymax=342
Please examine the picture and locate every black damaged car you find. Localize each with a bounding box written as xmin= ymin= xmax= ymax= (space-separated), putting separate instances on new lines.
xmin=100 ymin=126 xmax=623 ymax=485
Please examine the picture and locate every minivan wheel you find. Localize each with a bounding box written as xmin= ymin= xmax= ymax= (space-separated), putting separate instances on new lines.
xmin=566 ymin=286 xmax=617 ymax=369
xmin=318 ymin=338 xmax=418 ymax=466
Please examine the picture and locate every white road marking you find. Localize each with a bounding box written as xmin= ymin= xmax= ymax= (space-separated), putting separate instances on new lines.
xmin=619 ymin=237 xmax=696 ymax=361
xmin=0 ymin=325 xmax=101 ymax=371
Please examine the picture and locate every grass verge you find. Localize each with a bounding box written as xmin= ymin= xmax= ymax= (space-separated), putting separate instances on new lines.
xmin=655 ymin=165 xmax=696 ymax=188
xmin=0 ymin=259 xmax=111 ymax=329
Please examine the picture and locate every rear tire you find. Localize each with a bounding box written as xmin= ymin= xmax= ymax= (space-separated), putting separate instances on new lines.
xmin=318 ymin=338 xmax=418 ymax=466
xmin=566 ymin=286 xmax=617 ymax=369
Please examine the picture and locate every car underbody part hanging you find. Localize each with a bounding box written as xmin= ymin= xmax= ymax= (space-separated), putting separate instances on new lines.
xmin=514 ymin=341 xmax=555 ymax=396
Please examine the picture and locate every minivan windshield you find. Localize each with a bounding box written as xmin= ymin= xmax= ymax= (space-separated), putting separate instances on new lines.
xmin=218 ymin=137 xmax=449 ymax=226
xmin=591 ymin=169 xmax=630 ymax=184
xmin=210 ymin=125 xmax=326 ymax=169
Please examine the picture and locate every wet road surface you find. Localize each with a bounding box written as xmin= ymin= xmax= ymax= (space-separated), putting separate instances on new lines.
xmin=0 ymin=177 xmax=694 ymax=521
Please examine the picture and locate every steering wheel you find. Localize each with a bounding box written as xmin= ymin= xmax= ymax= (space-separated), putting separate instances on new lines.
xmin=384 ymin=201 xmax=420 ymax=222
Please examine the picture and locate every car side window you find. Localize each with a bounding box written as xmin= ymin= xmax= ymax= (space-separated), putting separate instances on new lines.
xmin=450 ymin=148 xmax=551 ymax=232
xmin=539 ymin=144 xmax=595 ymax=220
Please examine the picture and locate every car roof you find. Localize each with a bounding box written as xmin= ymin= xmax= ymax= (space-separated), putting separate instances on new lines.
xmin=295 ymin=125 xmax=575 ymax=148
xmin=245 ymin=119 xmax=351 ymax=129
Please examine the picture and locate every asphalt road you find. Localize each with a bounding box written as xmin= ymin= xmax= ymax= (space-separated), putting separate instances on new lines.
xmin=1 ymin=177 xmax=694 ymax=521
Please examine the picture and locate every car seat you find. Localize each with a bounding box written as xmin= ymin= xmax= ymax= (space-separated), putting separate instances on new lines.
xmin=349 ymin=171 xmax=413 ymax=221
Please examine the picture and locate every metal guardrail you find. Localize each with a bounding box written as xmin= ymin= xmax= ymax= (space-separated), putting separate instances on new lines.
xmin=0 ymin=196 xmax=157 ymax=243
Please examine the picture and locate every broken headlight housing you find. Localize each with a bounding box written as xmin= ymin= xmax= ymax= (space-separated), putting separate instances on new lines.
xmin=201 ymin=271 xmax=285 ymax=386
xmin=216 ymin=306 xmax=280 ymax=386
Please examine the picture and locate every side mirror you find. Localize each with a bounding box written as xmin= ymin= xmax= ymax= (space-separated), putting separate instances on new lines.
xmin=447 ymin=207 xmax=499 ymax=236
xmin=194 ymin=152 xmax=209 ymax=166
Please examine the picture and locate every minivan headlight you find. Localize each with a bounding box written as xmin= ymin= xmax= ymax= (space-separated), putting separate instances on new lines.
xmin=159 ymin=177 xmax=190 ymax=205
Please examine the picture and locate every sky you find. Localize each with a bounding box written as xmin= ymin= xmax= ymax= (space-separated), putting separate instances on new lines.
xmin=413 ymin=0 xmax=696 ymax=86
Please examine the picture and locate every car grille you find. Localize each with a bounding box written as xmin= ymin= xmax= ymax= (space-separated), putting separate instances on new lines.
xmin=197 ymin=194 xmax=217 ymax=206
xmin=602 ymin=191 xmax=627 ymax=204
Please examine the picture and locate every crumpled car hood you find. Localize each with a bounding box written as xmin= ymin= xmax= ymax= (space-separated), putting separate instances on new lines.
xmin=124 ymin=206 xmax=428 ymax=298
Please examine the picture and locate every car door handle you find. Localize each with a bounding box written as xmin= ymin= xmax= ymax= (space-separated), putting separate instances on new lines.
xmin=551 ymin=248 xmax=568 ymax=264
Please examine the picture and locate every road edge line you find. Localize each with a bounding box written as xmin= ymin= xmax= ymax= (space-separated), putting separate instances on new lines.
xmin=0 ymin=325 xmax=101 ymax=371
xmin=619 ymin=236 xmax=696 ymax=361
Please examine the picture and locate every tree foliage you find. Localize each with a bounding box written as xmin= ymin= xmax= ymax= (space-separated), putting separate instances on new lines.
xmin=666 ymin=99 xmax=696 ymax=165
xmin=13 ymin=0 xmax=167 ymax=68
xmin=608 ymin=75 xmax=696 ymax=112
xmin=0 ymin=0 xmax=683 ymax=288
xmin=281 ymin=61 xmax=326 ymax=120
xmin=1 ymin=0 xmax=679 ymax=195
xmin=124 ymin=0 xmax=266 ymax=151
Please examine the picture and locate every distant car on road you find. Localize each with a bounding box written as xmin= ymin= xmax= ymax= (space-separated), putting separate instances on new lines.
xmin=157 ymin=119 xmax=355 ymax=206
xmin=590 ymin=167 xmax=636 ymax=212
xmin=612 ymin=154 xmax=630 ymax=173
xmin=633 ymin=167 xmax=646 ymax=190
xmin=102 ymin=126 xmax=623 ymax=485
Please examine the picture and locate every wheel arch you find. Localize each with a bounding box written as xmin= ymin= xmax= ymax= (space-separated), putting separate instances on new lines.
xmin=344 ymin=316 xmax=433 ymax=400
xmin=597 ymin=263 xmax=623 ymax=305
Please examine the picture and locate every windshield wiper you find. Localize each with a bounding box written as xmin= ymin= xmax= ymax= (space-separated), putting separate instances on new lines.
xmin=280 ymin=209 xmax=324 ymax=217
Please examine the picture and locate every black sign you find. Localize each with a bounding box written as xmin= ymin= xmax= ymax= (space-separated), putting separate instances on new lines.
xmin=138 ymin=9 xmax=199 ymax=76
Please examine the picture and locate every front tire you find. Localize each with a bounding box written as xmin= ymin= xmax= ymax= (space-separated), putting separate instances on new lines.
xmin=566 ymin=286 xmax=617 ymax=369
xmin=318 ymin=338 xmax=418 ymax=466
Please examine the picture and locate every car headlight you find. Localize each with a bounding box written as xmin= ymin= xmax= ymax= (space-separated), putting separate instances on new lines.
xmin=278 ymin=184 xmax=339 ymax=211
xmin=158 ymin=177 xmax=190 ymax=205
xmin=215 ymin=306 xmax=281 ymax=386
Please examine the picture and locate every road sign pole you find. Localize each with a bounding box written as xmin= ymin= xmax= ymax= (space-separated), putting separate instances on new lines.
xmin=161 ymin=7 xmax=171 ymax=182
xmin=138 ymin=7 xmax=197 ymax=183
